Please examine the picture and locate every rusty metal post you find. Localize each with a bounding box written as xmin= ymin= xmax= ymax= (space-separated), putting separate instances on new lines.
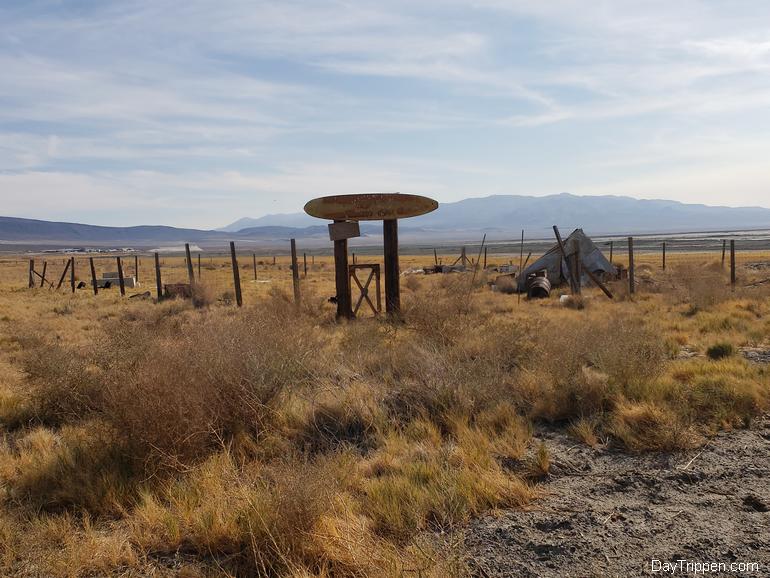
xmin=89 ymin=257 xmax=98 ymax=295
xmin=185 ymin=243 xmax=195 ymax=284
xmin=290 ymin=238 xmax=301 ymax=306
xmin=333 ymin=221 xmax=352 ymax=319
xmin=628 ymin=237 xmax=635 ymax=294
xmin=730 ymin=240 xmax=736 ymax=290
xmin=154 ymin=252 xmax=163 ymax=300
xmin=230 ymin=241 xmax=242 ymax=307
xmin=383 ymin=218 xmax=400 ymax=315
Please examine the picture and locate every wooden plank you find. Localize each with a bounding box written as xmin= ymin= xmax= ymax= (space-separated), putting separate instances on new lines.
xmin=306 ymin=193 xmax=438 ymax=221
xmin=290 ymin=238 xmax=300 ymax=306
xmin=583 ymin=266 xmax=613 ymax=299
xmin=328 ymin=220 xmax=360 ymax=241
xmin=89 ymin=257 xmax=98 ymax=295
xmin=185 ymin=243 xmax=195 ymax=284
xmin=117 ymin=256 xmax=125 ymax=296
xmin=383 ymin=219 xmax=400 ymax=315
xmin=628 ymin=237 xmax=635 ymax=294
xmin=154 ymin=252 xmax=163 ymax=300
xmin=230 ymin=241 xmax=242 ymax=307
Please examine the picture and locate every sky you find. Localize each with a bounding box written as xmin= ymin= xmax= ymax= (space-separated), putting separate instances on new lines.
xmin=1 ymin=0 xmax=770 ymax=229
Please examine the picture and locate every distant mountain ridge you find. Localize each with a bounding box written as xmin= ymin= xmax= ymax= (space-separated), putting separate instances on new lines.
xmin=2 ymin=194 xmax=769 ymax=248
xmin=223 ymin=193 xmax=770 ymax=236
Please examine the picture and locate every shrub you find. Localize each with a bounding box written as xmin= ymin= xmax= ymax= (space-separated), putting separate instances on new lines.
xmin=706 ymin=342 xmax=734 ymax=360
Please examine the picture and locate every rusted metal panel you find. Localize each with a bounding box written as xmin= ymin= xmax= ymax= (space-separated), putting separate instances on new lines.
xmin=304 ymin=193 xmax=438 ymax=221
xmin=328 ymin=220 xmax=360 ymax=241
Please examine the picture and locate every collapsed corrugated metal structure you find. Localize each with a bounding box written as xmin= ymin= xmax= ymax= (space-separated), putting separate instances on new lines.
xmin=516 ymin=229 xmax=614 ymax=292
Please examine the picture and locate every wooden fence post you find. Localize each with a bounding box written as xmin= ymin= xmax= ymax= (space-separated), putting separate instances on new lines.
xmin=574 ymin=247 xmax=582 ymax=295
xmin=303 ymin=253 xmax=307 ymax=277
xmin=70 ymin=257 xmax=76 ymax=293
xmin=609 ymin=240 xmax=614 ymax=263
xmin=198 ymin=253 xmax=201 ymax=278
xmin=154 ymin=252 xmax=163 ymax=300
xmin=253 ymin=253 xmax=257 ymax=281
xmin=433 ymin=248 xmax=438 ymax=266
xmin=134 ymin=255 xmax=139 ymax=283
xmin=56 ymin=259 xmax=71 ymax=290
xmin=28 ymin=259 xmax=35 ymax=288
xmin=185 ymin=243 xmax=195 ymax=284
xmin=628 ymin=237 xmax=635 ymax=294
xmin=89 ymin=257 xmax=98 ymax=295
xmin=383 ymin=219 xmax=400 ymax=315
xmin=290 ymin=239 xmax=301 ymax=306
xmin=730 ymin=240 xmax=736 ymax=290
xmin=116 ymin=257 xmax=125 ymax=296
xmin=230 ymin=242 xmax=242 ymax=307
xmin=483 ymin=246 xmax=488 ymax=269
xmin=721 ymin=239 xmax=727 ymax=268
xmin=38 ymin=261 xmax=47 ymax=288
xmin=662 ymin=241 xmax=666 ymax=271
xmin=552 ymin=226 xmax=575 ymax=294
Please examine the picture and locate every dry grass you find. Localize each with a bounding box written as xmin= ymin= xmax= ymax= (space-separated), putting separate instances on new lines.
xmin=0 ymin=250 xmax=768 ymax=576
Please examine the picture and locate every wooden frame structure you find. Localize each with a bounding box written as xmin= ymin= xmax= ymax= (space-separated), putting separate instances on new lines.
xmin=304 ymin=193 xmax=438 ymax=319
xmin=349 ymin=263 xmax=381 ymax=316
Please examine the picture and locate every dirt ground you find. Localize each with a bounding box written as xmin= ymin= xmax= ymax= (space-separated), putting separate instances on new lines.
xmin=465 ymin=415 xmax=770 ymax=577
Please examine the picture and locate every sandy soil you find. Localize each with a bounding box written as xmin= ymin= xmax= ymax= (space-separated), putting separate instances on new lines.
xmin=465 ymin=416 xmax=770 ymax=577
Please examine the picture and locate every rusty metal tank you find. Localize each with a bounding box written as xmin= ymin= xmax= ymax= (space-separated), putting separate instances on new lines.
xmin=526 ymin=276 xmax=551 ymax=299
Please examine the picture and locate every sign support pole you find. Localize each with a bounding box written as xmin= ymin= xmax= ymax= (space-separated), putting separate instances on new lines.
xmin=383 ymin=218 xmax=400 ymax=315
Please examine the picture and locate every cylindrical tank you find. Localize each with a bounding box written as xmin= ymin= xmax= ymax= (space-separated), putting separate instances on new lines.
xmin=527 ymin=276 xmax=551 ymax=299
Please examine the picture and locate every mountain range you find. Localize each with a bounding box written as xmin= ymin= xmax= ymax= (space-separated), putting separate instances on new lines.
xmin=2 ymin=194 xmax=769 ymax=249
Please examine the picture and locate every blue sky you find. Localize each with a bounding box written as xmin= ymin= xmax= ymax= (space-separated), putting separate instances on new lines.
xmin=1 ymin=0 xmax=770 ymax=228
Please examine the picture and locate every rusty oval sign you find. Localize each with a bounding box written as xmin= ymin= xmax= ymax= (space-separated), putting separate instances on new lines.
xmin=304 ymin=193 xmax=438 ymax=221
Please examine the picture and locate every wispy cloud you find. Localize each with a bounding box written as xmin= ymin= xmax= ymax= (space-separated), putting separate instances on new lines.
xmin=2 ymin=0 xmax=770 ymax=226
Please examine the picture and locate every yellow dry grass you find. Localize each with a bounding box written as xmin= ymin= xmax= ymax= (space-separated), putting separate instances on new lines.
xmin=0 ymin=248 xmax=768 ymax=576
